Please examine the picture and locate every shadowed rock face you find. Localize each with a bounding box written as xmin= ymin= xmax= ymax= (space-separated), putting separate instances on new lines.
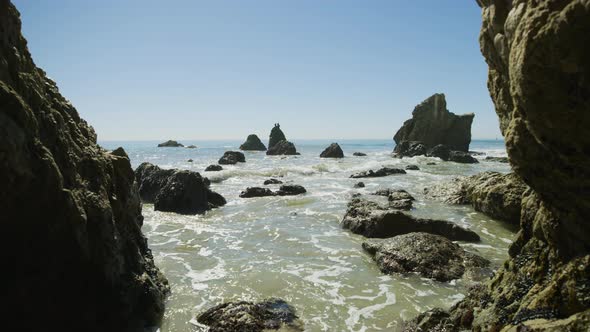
xmin=266 ymin=140 xmax=299 ymax=155
xmin=268 ymin=124 xmax=287 ymax=149
xmin=240 ymin=134 xmax=267 ymax=151
xmin=320 ymin=142 xmax=344 ymax=158
xmin=0 ymin=1 xmax=168 ymax=330
xmin=394 ymin=94 xmax=474 ymax=151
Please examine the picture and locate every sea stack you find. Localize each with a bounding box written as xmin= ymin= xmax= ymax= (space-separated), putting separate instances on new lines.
xmin=158 ymin=139 xmax=184 ymax=147
xmin=266 ymin=123 xmax=299 ymax=155
xmin=394 ymin=93 xmax=474 ymax=152
xmin=320 ymin=143 xmax=344 ymax=158
xmin=0 ymin=2 xmax=168 ymax=330
xmin=268 ymin=123 xmax=287 ymax=150
xmin=239 ymin=134 xmax=267 ymax=151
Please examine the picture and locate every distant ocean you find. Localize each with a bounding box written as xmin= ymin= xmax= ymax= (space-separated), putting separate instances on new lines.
xmin=99 ymin=138 xmax=513 ymax=332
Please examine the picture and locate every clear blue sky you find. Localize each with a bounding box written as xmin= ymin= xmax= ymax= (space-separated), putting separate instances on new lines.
xmin=14 ymin=0 xmax=501 ymax=141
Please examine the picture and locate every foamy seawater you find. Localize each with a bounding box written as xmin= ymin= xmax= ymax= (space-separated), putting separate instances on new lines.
xmin=100 ymin=139 xmax=514 ymax=332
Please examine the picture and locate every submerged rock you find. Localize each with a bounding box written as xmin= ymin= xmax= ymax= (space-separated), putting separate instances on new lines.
xmin=268 ymin=123 xmax=287 ymax=150
xmin=484 ymin=156 xmax=509 ymax=163
xmin=186 ymin=145 xmax=197 ymax=149
xmin=205 ymin=165 xmax=223 ymax=172
xmin=264 ymin=178 xmax=283 ymax=185
xmin=196 ymin=298 xmax=304 ymax=332
xmin=350 ymin=167 xmax=406 ymax=178
xmin=353 ymin=152 xmax=367 ymax=156
xmin=187 ymin=159 xmax=193 ymax=162
xmin=320 ymin=143 xmax=344 ymax=158
xmin=341 ymin=198 xmax=480 ymax=241
xmin=266 ymin=140 xmax=299 ymax=155
xmin=394 ymin=93 xmax=474 ymax=152
xmin=393 ymin=141 xmax=427 ymax=158
xmin=354 ymin=182 xmax=365 ymax=188
xmin=240 ymin=187 xmax=275 ymax=198
xmin=240 ymin=134 xmax=267 ymax=151
xmin=362 ymin=233 xmax=489 ymax=282
xmin=405 ymin=165 xmax=420 ymax=170
xmin=158 ymin=139 xmax=184 ymax=147
xmin=276 ymin=185 xmax=307 ymax=196
xmin=218 ymin=151 xmax=246 ymax=165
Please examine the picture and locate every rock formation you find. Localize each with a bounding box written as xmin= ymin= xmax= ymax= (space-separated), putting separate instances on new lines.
xmin=353 ymin=152 xmax=367 ymax=156
xmin=266 ymin=140 xmax=299 ymax=155
xmin=406 ymin=1 xmax=590 ymax=330
xmin=135 ymin=163 xmax=226 ymax=214
xmin=186 ymin=144 xmax=197 ymax=149
xmin=205 ymin=164 xmax=223 ymax=172
xmin=240 ymin=185 xmax=307 ymax=198
xmin=320 ymin=143 xmax=344 ymax=158
xmin=218 ymin=151 xmax=246 ymax=165
xmin=158 ymin=139 xmax=184 ymax=147
xmin=350 ymin=167 xmax=406 ymax=178
xmin=268 ymin=123 xmax=287 ymax=149
xmin=0 ymin=2 xmax=168 ymax=330
xmin=394 ymin=93 xmax=474 ymax=151
xmin=239 ymin=134 xmax=267 ymax=151
xmin=263 ymin=178 xmax=283 ymax=185
xmin=239 ymin=187 xmax=275 ymax=198
xmin=276 ymin=184 xmax=307 ymax=196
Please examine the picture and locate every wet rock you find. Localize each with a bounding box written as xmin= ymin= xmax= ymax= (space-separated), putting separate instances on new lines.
xmin=186 ymin=145 xmax=197 ymax=149
xmin=388 ymin=199 xmax=413 ymax=211
xmin=354 ymin=182 xmax=365 ymax=188
xmin=426 ymin=162 xmax=437 ymax=165
xmin=0 ymin=3 xmax=168 ymax=328
xmin=405 ymin=165 xmax=420 ymax=171
xmin=196 ymin=298 xmax=304 ymax=332
xmin=135 ymin=163 xmax=226 ymax=214
xmin=218 ymin=151 xmax=246 ymax=165
xmin=448 ymin=151 xmax=479 ymax=164
xmin=264 ymin=178 xmax=283 ymax=185
xmin=239 ymin=187 xmax=275 ymax=198
xmin=268 ymin=123 xmax=288 ymax=150
xmin=350 ymin=167 xmax=406 ymax=178
xmin=426 ymin=144 xmax=451 ymax=160
xmin=240 ymin=134 xmax=267 ymax=151
xmin=187 ymin=159 xmax=193 ymax=162
xmin=341 ymin=198 xmax=480 ymax=241
xmin=205 ymin=165 xmax=223 ymax=172
xmin=362 ymin=233 xmax=489 ymax=282
xmin=320 ymin=142 xmax=344 ymax=158
xmin=393 ymin=140 xmax=427 ymax=158
xmin=353 ymin=152 xmax=367 ymax=156
xmin=373 ymin=189 xmax=415 ymax=201
xmin=276 ymin=185 xmax=307 ymax=196
xmin=393 ymin=93 xmax=474 ymax=152
xmin=485 ymin=156 xmax=509 ymax=163
xmin=403 ymin=308 xmax=455 ymax=332
xmin=158 ymin=139 xmax=184 ymax=147
xmin=266 ymin=140 xmax=299 ymax=156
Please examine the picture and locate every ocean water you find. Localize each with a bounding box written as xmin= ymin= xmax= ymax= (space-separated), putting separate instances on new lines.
xmin=100 ymin=139 xmax=514 ymax=332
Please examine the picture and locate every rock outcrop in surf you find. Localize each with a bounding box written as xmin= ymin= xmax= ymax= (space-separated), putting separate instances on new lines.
xmin=266 ymin=123 xmax=299 ymax=155
xmin=240 ymin=134 xmax=267 ymax=151
xmin=320 ymin=143 xmax=344 ymax=158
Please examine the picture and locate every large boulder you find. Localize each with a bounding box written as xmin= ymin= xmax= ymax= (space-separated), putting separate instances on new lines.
xmin=350 ymin=167 xmax=406 ymax=178
xmin=276 ymin=184 xmax=306 ymax=196
xmin=411 ymin=1 xmax=590 ymax=330
xmin=196 ymin=298 xmax=304 ymax=332
xmin=266 ymin=140 xmax=299 ymax=155
xmin=362 ymin=233 xmax=490 ymax=282
xmin=448 ymin=150 xmax=479 ymax=164
xmin=239 ymin=187 xmax=275 ymax=198
xmin=268 ymin=123 xmax=287 ymax=149
xmin=393 ymin=141 xmax=427 ymax=158
xmin=393 ymin=93 xmax=474 ymax=151
xmin=205 ymin=164 xmax=223 ymax=172
xmin=426 ymin=144 xmax=451 ymax=160
xmin=240 ymin=134 xmax=266 ymax=151
xmin=341 ymin=198 xmax=480 ymax=242
xmin=320 ymin=143 xmax=344 ymax=158
xmin=157 ymin=139 xmax=183 ymax=147
xmin=135 ymin=163 xmax=226 ymax=214
xmin=218 ymin=151 xmax=246 ymax=165
xmin=0 ymin=2 xmax=168 ymax=329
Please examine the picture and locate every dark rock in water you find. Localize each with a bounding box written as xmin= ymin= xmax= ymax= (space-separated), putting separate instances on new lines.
xmin=264 ymin=178 xmax=283 ymax=185
xmin=350 ymin=167 xmax=406 ymax=178
xmin=388 ymin=199 xmax=413 ymax=210
xmin=393 ymin=141 xmax=427 ymax=158
xmin=0 ymin=3 xmax=168 ymax=329
xmin=469 ymin=151 xmax=485 ymax=156
xmin=353 ymin=152 xmax=367 ymax=156
xmin=448 ymin=151 xmax=479 ymax=164
xmin=276 ymin=185 xmax=307 ymax=196
xmin=320 ymin=143 xmax=344 ymax=158
xmin=218 ymin=151 xmax=246 ymax=165
xmin=239 ymin=187 xmax=275 ymax=198
xmin=205 ymin=165 xmax=223 ymax=172
xmin=354 ymin=182 xmax=365 ymax=188
xmin=266 ymin=140 xmax=299 ymax=155
xmin=405 ymin=165 xmax=420 ymax=170
xmin=484 ymin=156 xmax=509 ymax=163
xmin=187 ymin=159 xmax=193 ymax=162
xmin=362 ymin=233 xmax=489 ymax=282
xmin=196 ymin=298 xmax=304 ymax=332
xmin=373 ymin=189 xmax=415 ymax=201
xmin=426 ymin=144 xmax=451 ymax=161
xmin=393 ymin=93 xmax=474 ymax=152
xmin=158 ymin=139 xmax=184 ymax=147
xmin=186 ymin=145 xmax=197 ymax=149
xmin=426 ymin=162 xmax=437 ymax=165
xmin=268 ymin=123 xmax=287 ymax=150
xmin=240 ymin=134 xmax=267 ymax=151
xmin=341 ymin=198 xmax=480 ymax=241
xmin=135 ymin=163 xmax=226 ymax=214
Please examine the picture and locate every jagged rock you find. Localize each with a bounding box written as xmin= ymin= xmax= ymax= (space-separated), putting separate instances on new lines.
xmin=268 ymin=123 xmax=287 ymax=149
xmin=350 ymin=167 xmax=406 ymax=178
xmin=263 ymin=178 xmax=283 ymax=185
xmin=266 ymin=140 xmax=299 ymax=155
xmin=239 ymin=187 xmax=275 ymax=198
xmin=353 ymin=152 xmax=367 ymax=156
xmin=320 ymin=143 xmax=344 ymax=158
xmin=405 ymin=165 xmax=420 ymax=170
xmin=448 ymin=151 xmax=479 ymax=164
xmin=158 ymin=140 xmax=184 ymax=147
xmin=0 ymin=3 xmax=168 ymax=329
xmin=276 ymin=185 xmax=306 ymax=196
xmin=205 ymin=165 xmax=223 ymax=172
xmin=354 ymin=182 xmax=365 ymax=188
xmin=362 ymin=233 xmax=489 ymax=282
xmin=218 ymin=151 xmax=246 ymax=165
xmin=186 ymin=145 xmax=197 ymax=149
xmin=426 ymin=144 xmax=451 ymax=160
xmin=135 ymin=163 xmax=226 ymax=214
xmin=196 ymin=298 xmax=304 ymax=332
xmin=393 ymin=141 xmax=427 ymax=158
xmin=240 ymin=134 xmax=267 ymax=151
xmin=485 ymin=156 xmax=509 ymax=163
xmin=341 ymin=198 xmax=480 ymax=241
xmin=393 ymin=93 xmax=474 ymax=152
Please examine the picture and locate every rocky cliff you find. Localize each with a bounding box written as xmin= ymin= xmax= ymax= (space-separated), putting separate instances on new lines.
xmin=0 ymin=1 xmax=169 ymax=330
xmin=394 ymin=93 xmax=474 ymax=151
xmin=407 ymin=1 xmax=590 ymax=330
